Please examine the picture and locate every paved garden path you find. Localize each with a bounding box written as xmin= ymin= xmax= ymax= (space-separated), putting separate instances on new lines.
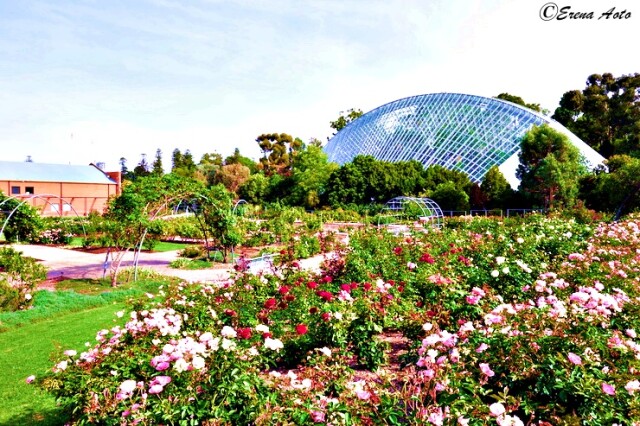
xmin=9 ymin=244 xmax=329 ymax=286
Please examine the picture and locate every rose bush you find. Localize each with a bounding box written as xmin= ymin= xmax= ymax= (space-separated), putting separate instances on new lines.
xmin=31 ymin=214 xmax=640 ymax=424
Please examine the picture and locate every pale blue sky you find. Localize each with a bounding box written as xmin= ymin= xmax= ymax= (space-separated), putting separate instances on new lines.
xmin=1 ymin=0 xmax=637 ymax=171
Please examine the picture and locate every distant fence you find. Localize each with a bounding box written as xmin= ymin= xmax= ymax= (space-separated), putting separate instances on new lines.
xmin=440 ymin=210 xmax=469 ymax=217
xmin=439 ymin=209 xmax=547 ymax=218
xmin=506 ymin=209 xmax=547 ymax=217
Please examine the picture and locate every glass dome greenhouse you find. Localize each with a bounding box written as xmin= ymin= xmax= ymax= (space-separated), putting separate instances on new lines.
xmin=324 ymin=93 xmax=605 ymax=187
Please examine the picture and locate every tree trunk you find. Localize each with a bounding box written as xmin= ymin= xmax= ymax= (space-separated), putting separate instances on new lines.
xmin=110 ymin=249 xmax=130 ymax=287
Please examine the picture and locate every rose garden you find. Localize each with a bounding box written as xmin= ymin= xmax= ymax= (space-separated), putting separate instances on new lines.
xmin=2 ymin=205 xmax=640 ymax=425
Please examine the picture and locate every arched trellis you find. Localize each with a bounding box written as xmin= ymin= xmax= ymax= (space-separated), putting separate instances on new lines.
xmin=377 ymin=196 xmax=444 ymax=232
xmin=0 ymin=194 xmax=87 ymax=241
xmin=233 ymin=199 xmax=249 ymax=216
xmin=131 ymin=192 xmax=231 ymax=280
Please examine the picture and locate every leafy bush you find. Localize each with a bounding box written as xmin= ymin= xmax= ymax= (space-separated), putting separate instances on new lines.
xmin=30 ymin=215 xmax=640 ymax=424
xmin=178 ymin=245 xmax=205 ymax=259
xmin=0 ymin=247 xmax=47 ymax=311
xmin=0 ymin=195 xmax=43 ymax=242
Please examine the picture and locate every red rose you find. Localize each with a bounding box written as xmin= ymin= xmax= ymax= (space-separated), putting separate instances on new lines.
xmin=307 ymin=281 xmax=318 ymax=289
xmin=237 ymin=327 xmax=252 ymax=339
xmin=278 ymin=286 xmax=290 ymax=295
xmin=316 ymin=290 xmax=333 ymax=302
xmin=295 ymin=324 xmax=308 ymax=335
xmin=264 ymin=298 xmax=277 ymax=309
xmin=321 ymin=312 xmax=332 ymax=322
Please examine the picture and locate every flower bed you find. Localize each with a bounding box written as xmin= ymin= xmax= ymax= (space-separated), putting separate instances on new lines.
xmin=32 ymin=215 xmax=640 ymax=425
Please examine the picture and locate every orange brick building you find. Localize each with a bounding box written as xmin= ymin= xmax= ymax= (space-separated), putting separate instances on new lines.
xmin=0 ymin=161 xmax=121 ymax=216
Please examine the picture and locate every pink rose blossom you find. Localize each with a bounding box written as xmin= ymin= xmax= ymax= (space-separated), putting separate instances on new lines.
xmin=479 ymin=363 xmax=495 ymax=377
xmin=310 ymin=410 xmax=325 ymax=423
xmin=148 ymin=384 xmax=164 ymax=394
xmin=602 ymin=382 xmax=616 ymax=395
xmin=476 ymin=343 xmax=489 ymax=353
xmin=567 ymin=352 xmax=582 ymax=365
xmin=25 ymin=375 xmax=35 ymax=384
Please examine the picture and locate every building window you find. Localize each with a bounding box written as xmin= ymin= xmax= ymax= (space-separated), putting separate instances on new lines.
xmin=25 ymin=186 xmax=34 ymax=195
xmin=11 ymin=186 xmax=20 ymax=195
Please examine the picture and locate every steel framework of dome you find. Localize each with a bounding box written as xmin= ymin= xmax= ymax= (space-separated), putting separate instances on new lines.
xmin=324 ymin=93 xmax=605 ymax=187
xmin=378 ymin=196 xmax=444 ymax=231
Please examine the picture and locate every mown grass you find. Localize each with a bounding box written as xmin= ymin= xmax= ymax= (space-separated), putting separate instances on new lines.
xmin=0 ymin=302 xmax=127 ymax=426
xmin=0 ymin=277 xmax=167 ymax=331
xmin=0 ymin=275 xmax=176 ymax=425
xmin=67 ymin=237 xmax=187 ymax=253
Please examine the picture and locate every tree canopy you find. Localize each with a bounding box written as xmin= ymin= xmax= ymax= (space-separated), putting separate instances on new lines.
xmin=517 ymin=124 xmax=586 ymax=209
xmin=495 ymin=93 xmax=542 ymax=113
xmin=329 ymin=108 xmax=364 ymax=137
xmin=552 ymin=73 xmax=640 ymax=158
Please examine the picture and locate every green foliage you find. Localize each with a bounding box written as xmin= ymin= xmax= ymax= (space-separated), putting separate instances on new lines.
xmin=256 ymin=132 xmax=303 ymax=175
xmin=552 ymin=72 xmax=640 ymax=158
xmin=197 ymin=184 xmax=242 ymax=262
xmin=171 ymin=148 xmax=198 ymax=178
xmin=495 ymin=92 xmax=542 ymax=112
xmin=24 ymin=215 xmax=640 ymax=424
xmin=0 ymin=193 xmax=43 ymax=243
xmin=329 ymin=108 xmax=364 ymax=134
xmin=288 ymin=144 xmax=338 ymax=209
xmin=0 ymin=247 xmax=47 ymax=312
xmin=178 ymin=244 xmax=205 ymax=259
xmin=580 ymin=155 xmax=640 ymax=217
xmin=481 ymin=165 xmax=512 ymax=210
xmin=428 ymin=181 xmax=470 ymax=211
xmin=238 ymin=173 xmax=270 ymax=204
xmin=518 ymin=124 xmax=586 ymax=209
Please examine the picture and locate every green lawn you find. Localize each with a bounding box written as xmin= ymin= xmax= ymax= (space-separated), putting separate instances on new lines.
xmin=0 ymin=276 xmax=173 ymax=425
xmin=0 ymin=302 xmax=126 ymax=425
xmin=67 ymin=237 xmax=187 ymax=253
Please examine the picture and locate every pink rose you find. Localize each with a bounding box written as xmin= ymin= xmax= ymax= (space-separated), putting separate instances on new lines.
xmin=567 ymin=352 xmax=582 ymax=365
xmin=602 ymin=382 xmax=616 ymax=395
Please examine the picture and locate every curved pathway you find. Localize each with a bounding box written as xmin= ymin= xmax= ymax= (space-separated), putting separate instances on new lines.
xmin=9 ymin=244 xmax=330 ymax=285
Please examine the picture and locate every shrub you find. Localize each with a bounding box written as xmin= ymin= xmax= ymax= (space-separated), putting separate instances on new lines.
xmin=0 ymin=247 xmax=47 ymax=311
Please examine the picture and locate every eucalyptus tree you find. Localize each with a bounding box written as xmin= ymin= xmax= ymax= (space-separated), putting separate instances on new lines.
xmin=552 ymin=73 xmax=640 ymax=158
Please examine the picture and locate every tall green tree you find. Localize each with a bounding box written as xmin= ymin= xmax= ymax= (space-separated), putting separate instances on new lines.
xmin=256 ymin=133 xmax=303 ymax=175
xmin=552 ymin=73 xmax=640 ymax=158
xmin=481 ymin=165 xmax=512 ymax=209
xmin=495 ymin=93 xmax=542 ymax=113
xmin=329 ymin=108 xmax=364 ymax=137
xmin=288 ymin=144 xmax=338 ymax=208
xmin=133 ymin=154 xmax=151 ymax=179
xmin=225 ymin=148 xmax=258 ymax=174
xmin=172 ymin=148 xmax=198 ymax=178
xmin=580 ymin=155 xmax=640 ymax=217
xmin=429 ymin=181 xmax=470 ymax=211
xmin=238 ymin=173 xmax=270 ymax=204
xmin=517 ymin=124 xmax=586 ymax=209
xmin=152 ymin=149 xmax=164 ymax=176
